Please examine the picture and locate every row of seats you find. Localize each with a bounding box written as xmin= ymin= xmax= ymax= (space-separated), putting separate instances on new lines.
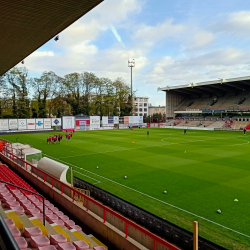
xmin=0 ymin=163 xmax=107 ymax=250
xmin=175 ymin=92 xmax=250 ymax=111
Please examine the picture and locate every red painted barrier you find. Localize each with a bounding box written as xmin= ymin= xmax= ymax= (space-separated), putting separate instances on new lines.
xmin=0 ymin=141 xmax=179 ymax=250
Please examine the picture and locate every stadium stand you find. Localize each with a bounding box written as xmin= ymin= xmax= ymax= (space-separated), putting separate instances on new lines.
xmin=0 ymin=163 xmax=104 ymax=249
xmin=159 ymin=76 xmax=250 ymax=130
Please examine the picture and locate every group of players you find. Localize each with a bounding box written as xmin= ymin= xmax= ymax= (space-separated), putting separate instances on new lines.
xmin=47 ymin=131 xmax=74 ymax=144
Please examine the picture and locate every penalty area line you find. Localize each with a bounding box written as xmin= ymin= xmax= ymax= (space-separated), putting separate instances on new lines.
xmin=43 ymin=153 xmax=250 ymax=240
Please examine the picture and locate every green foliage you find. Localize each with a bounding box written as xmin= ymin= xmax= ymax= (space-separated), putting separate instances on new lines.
xmin=1 ymin=67 xmax=132 ymax=118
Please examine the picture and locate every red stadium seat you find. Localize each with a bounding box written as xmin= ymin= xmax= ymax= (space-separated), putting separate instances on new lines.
xmin=10 ymin=227 xmax=21 ymax=238
xmin=49 ymin=206 xmax=59 ymax=213
xmin=64 ymin=220 xmax=75 ymax=228
xmin=44 ymin=208 xmax=54 ymax=215
xmin=20 ymin=200 xmax=32 ymax=206
xmin=5 ymin=201 xmax=20 ymax=208
xmin=23 ymin=203 xmax=35 ymax=210
xmin=10 ymin=206 xmax=25 ymax=214
xmin=3 ymin=196 xmax=16 ymax=203
xmin=30 ymin=235 xmax=50 ymax=248
xmin=59 ymin=215 xmax=69 ymax=221
xmin=32 ymin=213 xmax=44 ymax=221
xmin=51 ymin=219 xmax=64 ymax=226
xmin=4 ymin=218 xmax=15 ymax=228
xmin=15 ymin=237 xmax=28 ymax=249
xmin=50 ymin=234 xmax=67 ymax=245
xmin=58 ymin=242 xmax=76 ymax=250
xmin=73 ymin=240 xmax=89 ymax=250
xmin=38 ymin=246 xmax=57 ymax=250
xmin=46 ymin=214 xmax=58 ymax=223
xmin=54 ymin=211 xmax=64 ymax=217
xmin=69 ymin=225 xmax=82 ymax=232
xmin=24 ymin=227 xmax=43 ymax=238
xmin=26 ymin=208 xmax=40 ymax=215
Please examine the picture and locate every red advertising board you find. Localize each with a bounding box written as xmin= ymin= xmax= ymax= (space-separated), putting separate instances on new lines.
xmin=76 ymin=119 xmax=90 ymax=126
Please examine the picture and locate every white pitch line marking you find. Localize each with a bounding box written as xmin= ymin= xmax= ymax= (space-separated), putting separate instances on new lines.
xmin=43 ymin=153 xmax=250 ymax=240
xmin=73 ymin=170 xmax=101 ymax=185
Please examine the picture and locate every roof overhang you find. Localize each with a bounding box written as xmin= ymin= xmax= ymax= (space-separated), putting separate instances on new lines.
xmin=158 ymin=76 xmax=250 ymax=95
xmin=0 ymin=0 xmax=103 ymax=76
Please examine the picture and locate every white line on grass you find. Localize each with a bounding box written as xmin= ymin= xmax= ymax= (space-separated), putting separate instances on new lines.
xmin=73 ymin=170 xmax=101 ymax=185
xmin=43 ymin=153 xmax=250 ymax=240
xmin=58 ymin=135 xmax=249 ymax=159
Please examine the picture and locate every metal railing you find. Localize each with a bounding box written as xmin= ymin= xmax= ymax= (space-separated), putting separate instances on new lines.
xmin=0 ymin=143 xmax=179 ymax=250
xmin=0 ymin=180 xmax=45 ymax=226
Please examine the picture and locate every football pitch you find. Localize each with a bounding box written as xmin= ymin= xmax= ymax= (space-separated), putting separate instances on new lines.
xmin=1 ymin=128 xmax=250 ymax=249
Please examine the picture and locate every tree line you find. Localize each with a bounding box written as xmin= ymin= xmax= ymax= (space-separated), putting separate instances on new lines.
xmin=0 ymin=67 xmax=133 ymax=118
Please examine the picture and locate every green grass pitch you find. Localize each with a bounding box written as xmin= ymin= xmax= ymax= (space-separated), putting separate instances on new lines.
xmin=1 ymin=128 xmax=250 ymax=250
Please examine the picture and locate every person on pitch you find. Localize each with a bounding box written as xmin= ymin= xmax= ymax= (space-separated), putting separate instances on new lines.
xmin=147 ymin=130 xmax=149 ymax=137
xmin=244 ymin=127 xmax=246 ymax=135
xmin=184 ymin=129 xmax=187 ymax=135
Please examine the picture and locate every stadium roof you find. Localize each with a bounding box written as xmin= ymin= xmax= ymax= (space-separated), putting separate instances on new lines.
xmin=0 ymin=0 xmax=103 ymax=76
xmin=158 ymin=76 xmax=250 ymax=95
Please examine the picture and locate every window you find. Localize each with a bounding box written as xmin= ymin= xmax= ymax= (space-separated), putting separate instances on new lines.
xmin=144 ymin=108 xmax=147 ymax=112
xmin=144 ymin=98 xmax=147 ymax=102
xmin=139 ymin=108 xmax=142 ymax=112
xmin=144 ymin=103 xmax=147 ymax=107
xmin=139 ymin=113 xmax=143 ymax=116
xmin=139 ymin=98 xmax=143 ymax=102
xmin=139 ymin=103 xmax=142 ymax=107
xmin=134 ymin=98 xmax=137 ymax=101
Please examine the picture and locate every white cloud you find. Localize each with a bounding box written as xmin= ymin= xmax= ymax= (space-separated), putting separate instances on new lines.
xmin=187 ymin=31 xmax=215 ymax=50
xmin=211 ymin=11 xmax=250 ymax=37
xmin=30 ymin=51 xmax=54 ymax=57
xmin=133 ymin=19 xmax=186 ymax=47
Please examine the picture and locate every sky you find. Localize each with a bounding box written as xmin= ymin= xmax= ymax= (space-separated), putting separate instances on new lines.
xmin=21 ymin=0 xmax=250 ymax=106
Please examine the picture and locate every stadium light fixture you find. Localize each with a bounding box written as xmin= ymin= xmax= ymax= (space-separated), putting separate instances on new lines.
xmin=128 ymin=59 xmax=135 ymax=114
xmin=54 ymin=35 xmax=59 ymax=41
xmin=21 ymin=60 xmax=24 ymax=64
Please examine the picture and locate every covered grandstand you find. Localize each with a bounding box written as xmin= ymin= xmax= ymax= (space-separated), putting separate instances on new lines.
xmin=158 ymin=76 xmax=250 ymax=129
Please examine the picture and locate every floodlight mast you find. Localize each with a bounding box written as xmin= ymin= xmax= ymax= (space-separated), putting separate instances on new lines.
xmin=128 ymin=59 xmax=135 ymax=114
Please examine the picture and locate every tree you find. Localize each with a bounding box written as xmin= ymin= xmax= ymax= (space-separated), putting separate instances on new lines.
xmin=64 ymin=73 xmax=82 ymax=115
xmin=32 ymin=71 xmax=59 ymax=118
xmin=5 ymin=67 xmax=30 ymax=118
xmin=113 ymin=78 xmax=132 ymax=116
xmin=80 ymin=72 xmax=97 ymax=115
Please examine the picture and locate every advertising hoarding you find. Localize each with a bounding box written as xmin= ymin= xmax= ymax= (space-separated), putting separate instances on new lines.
xmin=9 ymin=119 xmax=18 ymax=130
xmin=43 ymin=118 xmax=51 ymax=129
xmin=36 ymin=119 xmax=44 ymax=129
xmin=51 ymin=118 xmax=61 ymax=126
xmin=18 ymin=119 xmax=27 ymax=130
xmin=27 ymin=119 xmax=36 ymax=129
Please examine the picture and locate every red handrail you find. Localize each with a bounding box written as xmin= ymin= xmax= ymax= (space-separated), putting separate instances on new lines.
xmin=0 ymin=143 xmax=179 ymax=250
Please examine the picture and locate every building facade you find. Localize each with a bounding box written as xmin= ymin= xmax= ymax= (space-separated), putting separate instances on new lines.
xmin=133 ymin=97 xmax=149 ymax=116
xmin=148 ymin=105 xmax=166 ymax=116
